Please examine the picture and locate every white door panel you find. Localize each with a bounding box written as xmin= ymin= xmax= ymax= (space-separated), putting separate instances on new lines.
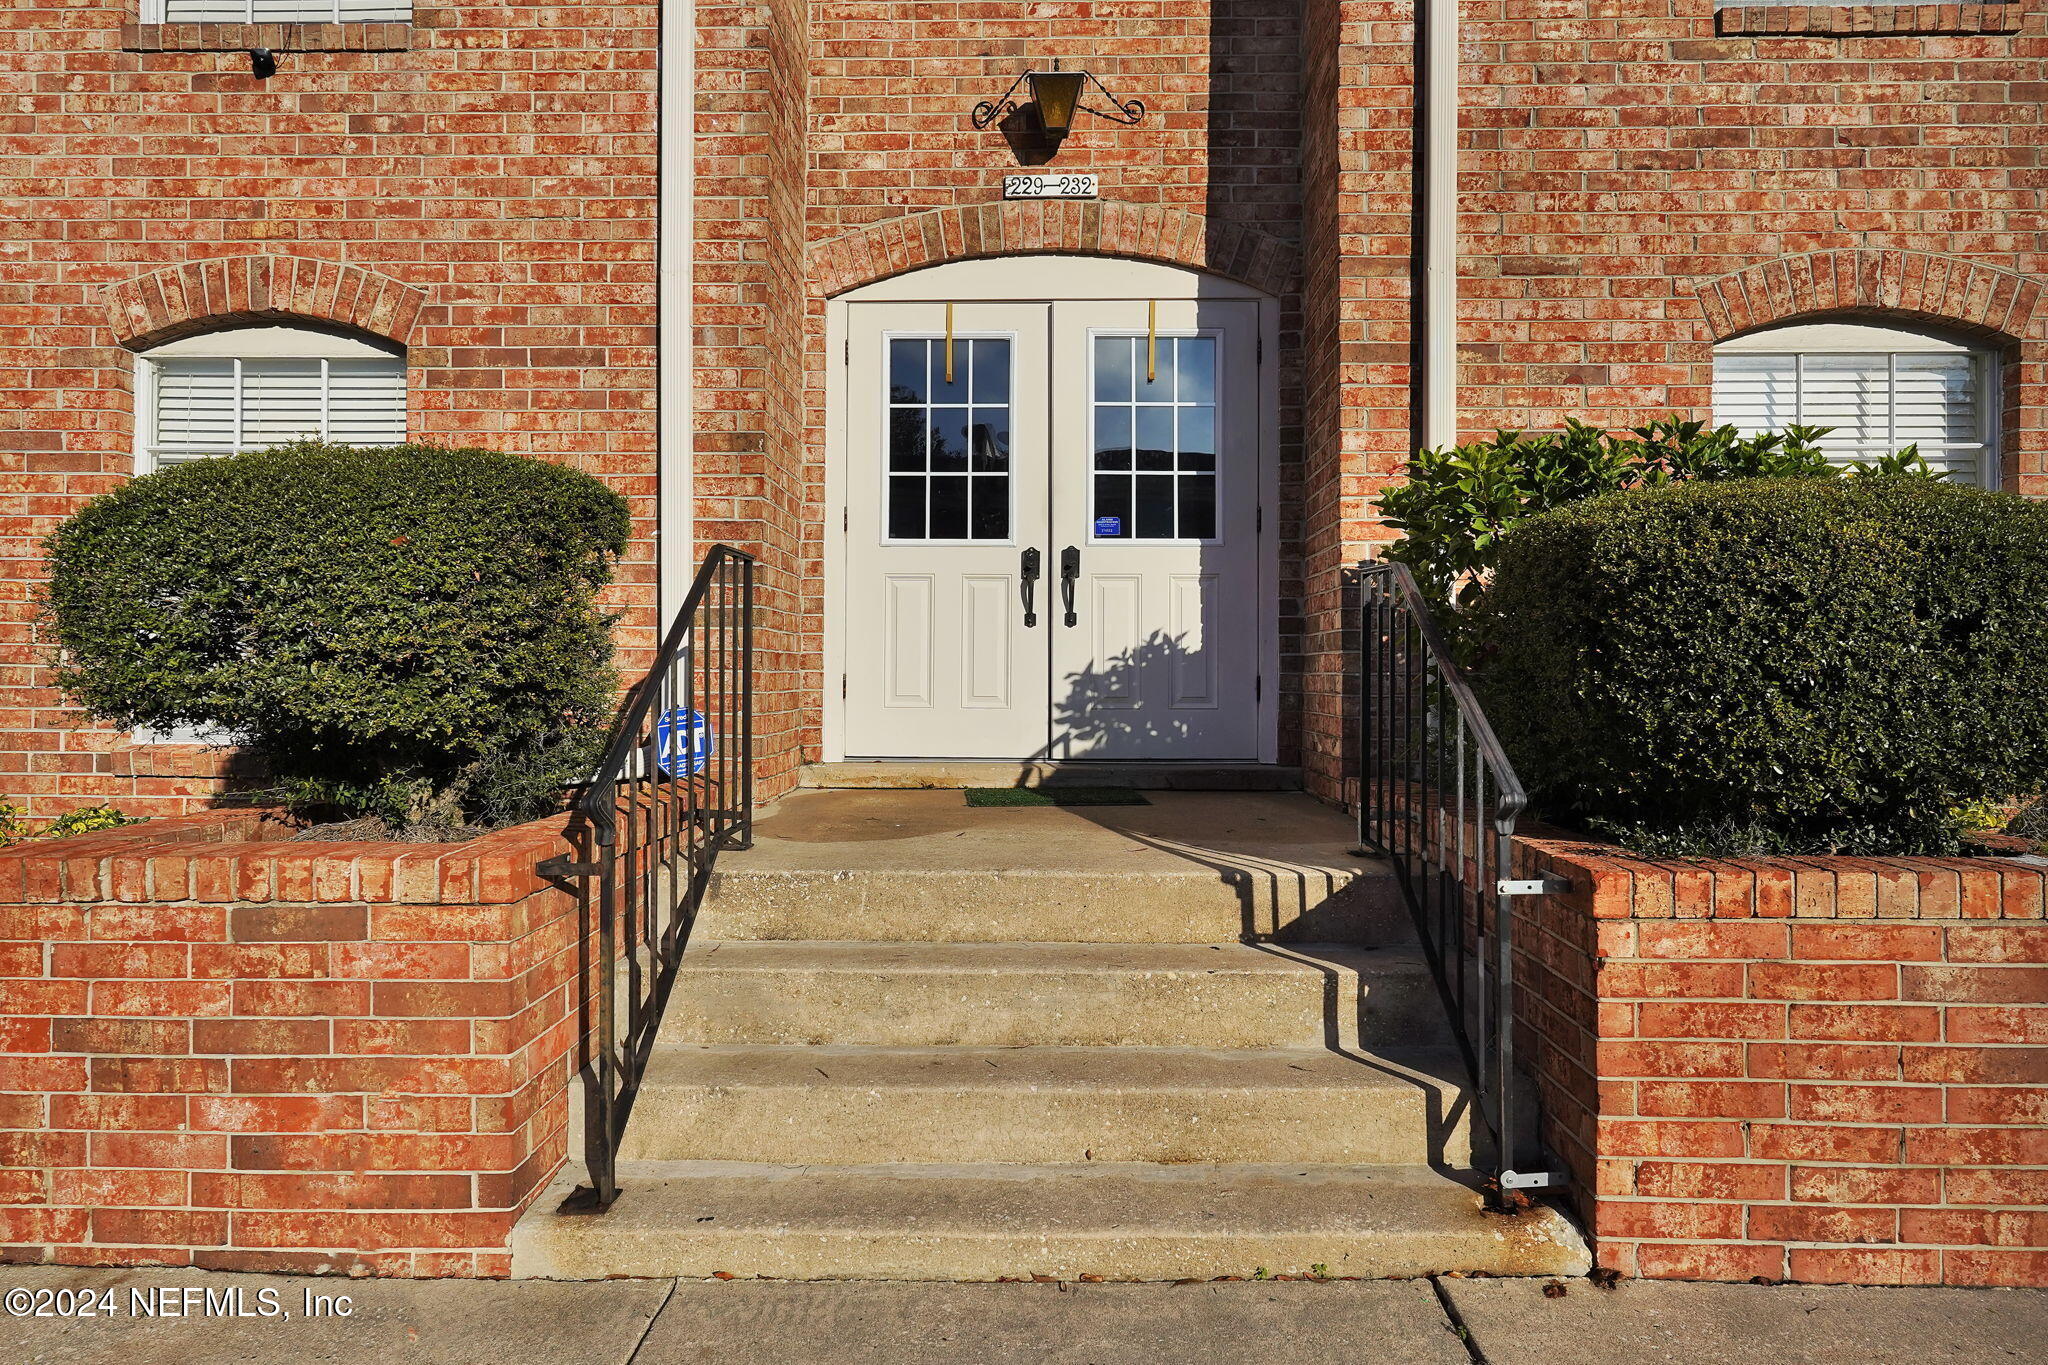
xmin=844 ymin=303 xmax=1051 ymax=758
xmin=1047 ymin=300 xmax=1262 ymax=760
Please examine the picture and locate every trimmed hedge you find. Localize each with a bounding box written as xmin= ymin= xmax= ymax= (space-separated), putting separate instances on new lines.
xmin=1477 ymin=476 xmax=2048 ymax=855
xmin=45 ymin=442 xmax=630 ymax=830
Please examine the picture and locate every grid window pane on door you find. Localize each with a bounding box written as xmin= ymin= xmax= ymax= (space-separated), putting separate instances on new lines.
xmin=1713 ymin=343 xmax=1990 ymax=485
xmin=1091 ymin=335 xmax=1218 ymax=540
xmin=885 ymin=337 xmax=1012 ymax=541
xmin=149 ymin=356 xmax=406 ymax=467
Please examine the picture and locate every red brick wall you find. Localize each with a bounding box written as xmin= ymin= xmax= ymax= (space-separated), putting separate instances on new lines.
xmin=1457 ymin=2 xmax=2047 ymax=488
xmin=6 ymin=0 xmax=2043 ymax=810
xmin=0 ymin=3 xmax=661 ymax=821
xmin=1513 ymin=836 xmax=2048 ymax=1287
xmin=0 ymin=811 xmax=579 ymax=1276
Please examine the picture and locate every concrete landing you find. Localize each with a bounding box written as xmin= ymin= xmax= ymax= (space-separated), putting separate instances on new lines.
xmin=800 ymin=761 xmax=1304 ymax=790
xmin=697 ymin=790 xmax=1406 ymax=943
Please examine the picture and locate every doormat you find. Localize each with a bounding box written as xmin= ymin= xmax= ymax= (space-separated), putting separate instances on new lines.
xmin=965 ymin=787 xmax=1151 ymax=807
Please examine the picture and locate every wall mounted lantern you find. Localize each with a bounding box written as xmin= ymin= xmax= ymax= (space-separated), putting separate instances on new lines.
xmin=972 ymin=59 xmax=1144 ymax=142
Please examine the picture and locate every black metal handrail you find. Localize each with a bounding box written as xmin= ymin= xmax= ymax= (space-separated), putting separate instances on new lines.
xmin=1354 ymin=560 xmax=1554 ymax=1197
xmin=553 ymin=545 xmax=755 ymax=1209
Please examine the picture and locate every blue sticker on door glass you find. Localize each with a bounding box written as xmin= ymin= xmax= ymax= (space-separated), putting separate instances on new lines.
xmin=1093 ymin=516 xmax=1122 ymax=537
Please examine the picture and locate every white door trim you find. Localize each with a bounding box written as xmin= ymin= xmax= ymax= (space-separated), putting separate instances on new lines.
xmin=823 ymin=254 xmax=1280 ymax=766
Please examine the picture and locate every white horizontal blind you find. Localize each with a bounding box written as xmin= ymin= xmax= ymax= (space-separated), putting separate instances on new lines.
xmin=149 ymin=356 xmax=406 ymax=467
xmin=156 ymin=1 xmax=411 ymax=21
xmin=1712 ymin=350 xmax=1989 ymax=486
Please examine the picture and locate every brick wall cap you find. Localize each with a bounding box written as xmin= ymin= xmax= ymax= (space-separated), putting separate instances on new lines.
xmin=1517 ymin=831 xmax=2047 ymax=923
xmin=0 ymin=809 xmax=572 ymax=905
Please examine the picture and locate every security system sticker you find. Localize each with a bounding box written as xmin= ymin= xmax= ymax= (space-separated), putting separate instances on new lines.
xmin=1093 ymin=516 xmax=1122 ymax=537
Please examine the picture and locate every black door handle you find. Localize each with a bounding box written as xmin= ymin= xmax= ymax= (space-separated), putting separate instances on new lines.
xmin=1059 ymin=545 xmax=1080 ymax=627
xmin=1020 ymin=547 xmax=1041 ymax=627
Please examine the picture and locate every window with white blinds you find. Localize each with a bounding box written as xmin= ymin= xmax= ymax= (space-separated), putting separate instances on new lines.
xmin=148 ymin=1 xmax=410 ymax=20
xmin=138 ymin=326 xmax=406 ymax=471
xmin=1712 ymin=321 xmax=1996 ymax=487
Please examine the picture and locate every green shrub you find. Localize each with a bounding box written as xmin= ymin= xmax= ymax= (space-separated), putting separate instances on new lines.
xmin=1378 ymin=418 xmax=1938 ymax=623
xmin=41 ymin=804 xmax=142 ymax=841
xmin=1476 ymin=477 xmax=2048 ymax=855
xmin=0 ymin=800 xmax=29 ymax=848
xmin=45 ymin=442 xmax=630 ymax=831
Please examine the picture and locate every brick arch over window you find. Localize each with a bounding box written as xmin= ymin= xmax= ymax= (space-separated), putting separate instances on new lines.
xmin=98 ymin=257 xmax=428 ymax=349
xmin=1694 ymin=250 xmax=2043 ymax=344
xmin=812 ymin=201 xmax=1296 ymax=299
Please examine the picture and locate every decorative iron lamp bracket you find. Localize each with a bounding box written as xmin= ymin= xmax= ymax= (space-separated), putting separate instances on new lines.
xmin=972 ymin=62 xmax=1145 ymax=136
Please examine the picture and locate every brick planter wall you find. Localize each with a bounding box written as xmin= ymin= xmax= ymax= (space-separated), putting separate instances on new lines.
xmin=1512 ymin=835 xmax=2048 ymax=1287
xmin=0 ymin=811 xmax=580 ymax=1277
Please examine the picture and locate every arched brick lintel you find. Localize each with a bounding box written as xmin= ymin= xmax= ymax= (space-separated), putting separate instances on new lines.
xmin=1695 ymin=250 xmax=2044 ymax=345
xmin=99 ymin=256 xmax=429 ymax=349
xmin=813 ymin=201 xmax=1297 ymax=299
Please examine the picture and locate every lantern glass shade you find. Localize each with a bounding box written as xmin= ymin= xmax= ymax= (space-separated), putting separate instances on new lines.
xmin=1028 ymin=70 xmax=1085 ymax=136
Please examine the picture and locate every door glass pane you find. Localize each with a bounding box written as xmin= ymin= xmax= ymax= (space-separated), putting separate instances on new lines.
xmin=1135 ymin=474 xmax=1175 ymax=538
xmin=969 ymin=413 xmax=1008 ymax=471
xmin=970 ymin=339 xmax=1009 ymax=403
xmin=1135 ymin=339 xmax=1173 ymax=403
xmin=928 ymin=475 xmax=969 ymax=539
xmin=1175 ymin=337 xmax=1216 ymax=403
xmin=930 ymin=340 xmax=969 ymax=405
xmin=929 ymin=411 xmax=969 ymax=473
xmin=1093 ymin=336 xmax=1133 ymax=402
xmin=889 ymin=339 xmax=927 ymax=404
xmin=1094 ymin=407 xmax=1132 ymax=469
xmin=1135 ymin=407 xmax=1174 ymax=470
xmin=886 ymin=336 xmax=1011 ymax=540
xmin=1179 ymin=407 xmax=1216 ymax=470
xmin=1179 ymin=474 xmax=1216 ymax=539
xmin=888 ymin=476 xmax=926 ymax=539
xmin=1091 ymin=332 xmax=1225 ymax=541
xmin=1094 ymin=474 xmax=1132 ymax=539
xmin=971 ymin=476 xmax=1008 ymax=539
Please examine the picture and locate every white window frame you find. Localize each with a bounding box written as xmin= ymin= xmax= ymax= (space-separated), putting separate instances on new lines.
xmin=1713 ymin=320 xmax=2001 ymax=490
xmin=133 ymin=325 xmax=406 ymax=476
xmin=141 ymin=1 xmax=411 ymax=22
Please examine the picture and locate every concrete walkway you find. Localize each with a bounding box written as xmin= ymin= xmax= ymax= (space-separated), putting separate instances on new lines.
xmin=2 ymin=1267 xmax=2042 ymax=1364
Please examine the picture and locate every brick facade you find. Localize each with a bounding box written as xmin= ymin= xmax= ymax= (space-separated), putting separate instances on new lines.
xmin=4 ymin=1 xmax=2043 ymax=810
xmin=0 ymin=3 xmax=662 ymax=820
xmin=0 ymin=810 xmax=580 ymax=1275
xmin=1513 ymin=834 xmax=2048 ymax=1286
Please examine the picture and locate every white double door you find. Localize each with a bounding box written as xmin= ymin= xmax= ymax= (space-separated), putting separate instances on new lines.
xmin=842 ymin=297 xmax=1265 ymax=761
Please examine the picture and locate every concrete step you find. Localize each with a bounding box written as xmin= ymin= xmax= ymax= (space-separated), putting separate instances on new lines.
xmin=616 ymin=1044 xmax=1473 ymax=1166
xmin=696 ymin=790 xmax=1410 ymax=945
xmin=658 ymin=942 xmax=1448 ymax=1049
xmin=509 ymin=1161 xmax=1591 ymax=1282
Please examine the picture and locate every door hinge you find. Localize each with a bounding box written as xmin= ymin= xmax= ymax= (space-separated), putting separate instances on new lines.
xmin=843 ymin=507 xmax=849 ymax=532
xmin=1256 ymin=505 xmax=1263 ymax=534
xmin=1256 ymin=336 xmax=1263 ymax=365
xmin=843 ymin=339 xmax=849 ymax=364
xmin=841 ymin=674 xmax=848 ymax=699
xmin=1255 ymin=674 xmax=1263 ymax=700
